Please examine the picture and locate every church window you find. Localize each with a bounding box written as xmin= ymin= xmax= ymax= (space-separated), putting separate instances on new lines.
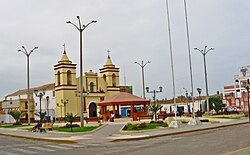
xmin=90 ymin=82 xmax=94 ymax=92
xmin=67 ymin=70 xmax=72 ymax=85
xmin=57 ymin=71 xmax=61 ymax=86
xmin=103 ymin=74 xmax=106 ymax=82
xmin=112 ymin=74 xmax=116 ymax=86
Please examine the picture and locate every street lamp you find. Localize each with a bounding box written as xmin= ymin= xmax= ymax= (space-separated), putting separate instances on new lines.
xmin=146 ymin=86 xmax=163 ymax=120
xmin=67 ymin=16 xmax=97 ymax=127
xmin=61 ymin=99 xmax=69 ymax=118
xmin=243 ymin=79 xmax=250 ymax=122
xmin=57 ymin=103 xmax=63 ymax=120
xmin=34 ymin=90 xmax=45 ymax=125
xmin=194 ymin=46 xmax=214 ymax=112
xmin=46 ymin=96 xmax=50 ymax=121
xmin=146 ymin=86 xmax=163 ymax=101
xmin=18 ymin=46 xmax=38 ymax=125
xmin=135 ymin=60 xmax=151 ymax=99
xmin=197 ymin=88 xmax=202 ymax=111
xmin=183 ymin=88 xmax=190 ymax=113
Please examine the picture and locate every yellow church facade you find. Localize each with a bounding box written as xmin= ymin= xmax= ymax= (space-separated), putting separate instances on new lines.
xmin=54 ymin=50 xmax=120 ymax=119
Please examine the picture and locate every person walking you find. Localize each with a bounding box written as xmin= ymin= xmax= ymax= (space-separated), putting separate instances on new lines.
xmin=111 ymin=112 xmax=115 ymax=122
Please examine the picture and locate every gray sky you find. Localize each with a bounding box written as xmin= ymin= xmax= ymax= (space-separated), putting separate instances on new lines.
xmin=0 ymin=0 xmax=249 ymax=100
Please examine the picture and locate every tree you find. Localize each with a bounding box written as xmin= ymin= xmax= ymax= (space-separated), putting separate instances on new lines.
xmin=9 ymin=110 xmax=26 ymax=125
xmin=209 ymin=97 xmax=223 ymax=113
xmin=35 ymin=111 xmax=46 ymax=122
xmin=148 ymin=102 xmax=163 ymax=120
xmin=65 ymin=113 xmax=78 ymax=132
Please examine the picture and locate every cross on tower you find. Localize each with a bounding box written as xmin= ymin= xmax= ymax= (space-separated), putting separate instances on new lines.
xmin=63 ymin=43 xmax=66 ymax=51
xmin=107 ymin=49 xmax=110 ymax=57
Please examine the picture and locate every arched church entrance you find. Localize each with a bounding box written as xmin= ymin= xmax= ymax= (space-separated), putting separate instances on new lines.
xmin=89 ymin=102 xmax=97 ymax=117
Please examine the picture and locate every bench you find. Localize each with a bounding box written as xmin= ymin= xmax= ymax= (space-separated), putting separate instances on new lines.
xmin=40 ymin=122 xmax=53 ymax=132
xmin=84 ymin=117 xmax=100 ymax=123
xmin=158 ymin=114 xmax=167 ymax=120
xmin=137 ymin=115 xmax=153 ymax=121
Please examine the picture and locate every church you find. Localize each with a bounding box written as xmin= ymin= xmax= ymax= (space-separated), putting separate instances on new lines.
xmin=54 ymin=49 xmax=121 ymax=119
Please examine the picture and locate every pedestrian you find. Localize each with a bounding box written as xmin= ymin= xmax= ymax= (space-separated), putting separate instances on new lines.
xmin=111 ymin=112 xmax=114 ymax=122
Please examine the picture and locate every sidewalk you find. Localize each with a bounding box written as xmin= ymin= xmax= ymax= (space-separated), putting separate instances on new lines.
xmin=0 ymin=118 xmax=249 ymax=144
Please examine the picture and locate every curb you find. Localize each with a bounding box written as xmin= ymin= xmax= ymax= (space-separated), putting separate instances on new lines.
xmin=111 ymin=121 xmax=250 ymax=142
xmin=0 ymin=132 xmax=77 ymax=143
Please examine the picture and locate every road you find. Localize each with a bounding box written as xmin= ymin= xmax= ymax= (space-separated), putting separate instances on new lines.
xmin=0 ymin=123 xmax=249 ymax=155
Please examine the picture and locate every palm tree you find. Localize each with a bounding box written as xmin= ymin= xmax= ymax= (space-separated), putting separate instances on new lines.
xmin=65 ymin=113 xmax=78 ymax=132
xmin=9 ymin=110 xmax=26 ymax=125
xmin=148 ymin=102 xmax=163 ymax=120
xmin=35 ymin=112 xmax=46 ymax=123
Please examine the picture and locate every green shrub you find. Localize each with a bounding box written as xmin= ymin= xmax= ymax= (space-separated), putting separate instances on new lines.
xmin=150 ymin=121 xmax=164 ymax=124
xmin=161 ymin=123 xmax=168 ymax=127
xmin=200 ymin=119 xmax=209 ymax=122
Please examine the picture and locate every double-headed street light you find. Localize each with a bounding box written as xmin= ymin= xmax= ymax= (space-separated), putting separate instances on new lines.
xmin=18 ymin=46 xmax=38 ymax=125
xmin=197 ymin=88 xmax=202 ymax=111
xmin=135 ymin=61 xmax=151 ymax=99
xmin=46 ymin=96 xmax=50 ymax=121
xmin=194 ymin=46 xmax=214 ymax=112
xmin=34 ymin=90 xmax=45 ymax=125
xmin=146 ymin=86 xmax=163 ymax=101
xmin=61 ymin=99 xmax=69 ymax=118
xmin=67 ymin=16 xmax=97 ymax=127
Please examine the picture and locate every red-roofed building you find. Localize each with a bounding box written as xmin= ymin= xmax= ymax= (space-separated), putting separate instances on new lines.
xmin=98 ymin=92 xmax=149 ymax=120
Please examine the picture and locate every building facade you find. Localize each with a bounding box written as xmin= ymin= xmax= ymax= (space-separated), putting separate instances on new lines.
xmin=54 ymin=50 xmax=120 ymax=119
xmin=223 ymin=65 xmax=250 ymax=111
xmin=1 ymin=49 xmax=122 ymax=121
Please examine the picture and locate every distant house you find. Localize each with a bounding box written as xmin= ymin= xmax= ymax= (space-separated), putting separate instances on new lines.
xmin=2 ymin=83 xmax=55 ymax=122
xmin=223 ymin=65 xmax=250 ymax=112
xmin=156 ymin=95 xmax=206 ymax=113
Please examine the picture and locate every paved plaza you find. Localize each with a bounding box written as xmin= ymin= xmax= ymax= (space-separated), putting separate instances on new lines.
xmin=0 ymin=117 xmax=249 ymax=144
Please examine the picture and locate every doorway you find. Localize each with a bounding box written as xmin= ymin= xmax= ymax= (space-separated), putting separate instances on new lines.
xmin=89 ymin=102 xmax=97 ymax=117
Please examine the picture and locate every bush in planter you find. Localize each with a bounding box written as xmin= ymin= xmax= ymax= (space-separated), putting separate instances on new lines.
xmin=200 ymin=119 xmax=209 ymax=122
xmin=150 ymin=120 xmax=164 ymax=124
xmin=161 ymin=123 xmax=168 ymax=127
xmin=139 ymin=122 xmax=146 ymax=128
xmin=65 ymin=123 xmax=80 ymax=128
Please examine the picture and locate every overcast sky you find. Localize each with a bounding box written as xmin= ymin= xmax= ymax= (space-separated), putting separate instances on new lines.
xmin=0 ymin=0 xmax=249 ymax=100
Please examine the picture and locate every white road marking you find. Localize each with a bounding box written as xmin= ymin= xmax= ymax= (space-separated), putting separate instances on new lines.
xmin=12 ymin=148 xmax=37 ymax=154
xmin=44 ymin=145 xmax=72 ymax=150
xmin=0 ymin=150 xmax=19 ymax=155
xmin=59 ymin=143 xmax=85 ymax=148
xmin=29 ymin=146 xmax=55 ymax=152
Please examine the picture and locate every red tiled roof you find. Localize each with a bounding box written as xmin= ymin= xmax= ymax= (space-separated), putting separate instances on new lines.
xmin=98 ymin=92 xmax=149 ymax=106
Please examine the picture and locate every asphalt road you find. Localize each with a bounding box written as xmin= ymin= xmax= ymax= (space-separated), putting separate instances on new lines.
xmin=0 ymin=123 xmax=249 ymax=155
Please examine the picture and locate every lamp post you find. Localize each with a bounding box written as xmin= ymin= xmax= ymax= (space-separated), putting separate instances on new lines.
xmin=34 ymin=90 xmax=45 ymax=125
xmin=146 ymin=86 xmax=163 ymax=101
xmin=67 ymin=16 xmax=97 ymax=127
xmin=57 ymin=103 xmax=63 ymax=120
xmin=18 ymin=46 xmax=38 ymax=125
xmin=243 ymin=79 xmax=250 ymax=122
xmin=183 ymin=88 xmax=190 ymax=113
xmin=146 ymin=86 xmax=163 ymax=120
xmin=61 ymin=99 xmax=69 ymax=118
xmin=194 ymin=46 xmax=214 ymax=112
xmin=46 ymin=96 xmax=50 ymax=121
xmin=135 ymin=60 xmax=151 ymax=99
xmin=197 ymin=88 xmax=202 ymax=111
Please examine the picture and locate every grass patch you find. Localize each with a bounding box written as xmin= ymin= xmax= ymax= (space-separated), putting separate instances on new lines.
xmin=53 ymin=126 xmax=99 ymax=132
xmin=123 ymin=122 xmax=167 ymax=131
